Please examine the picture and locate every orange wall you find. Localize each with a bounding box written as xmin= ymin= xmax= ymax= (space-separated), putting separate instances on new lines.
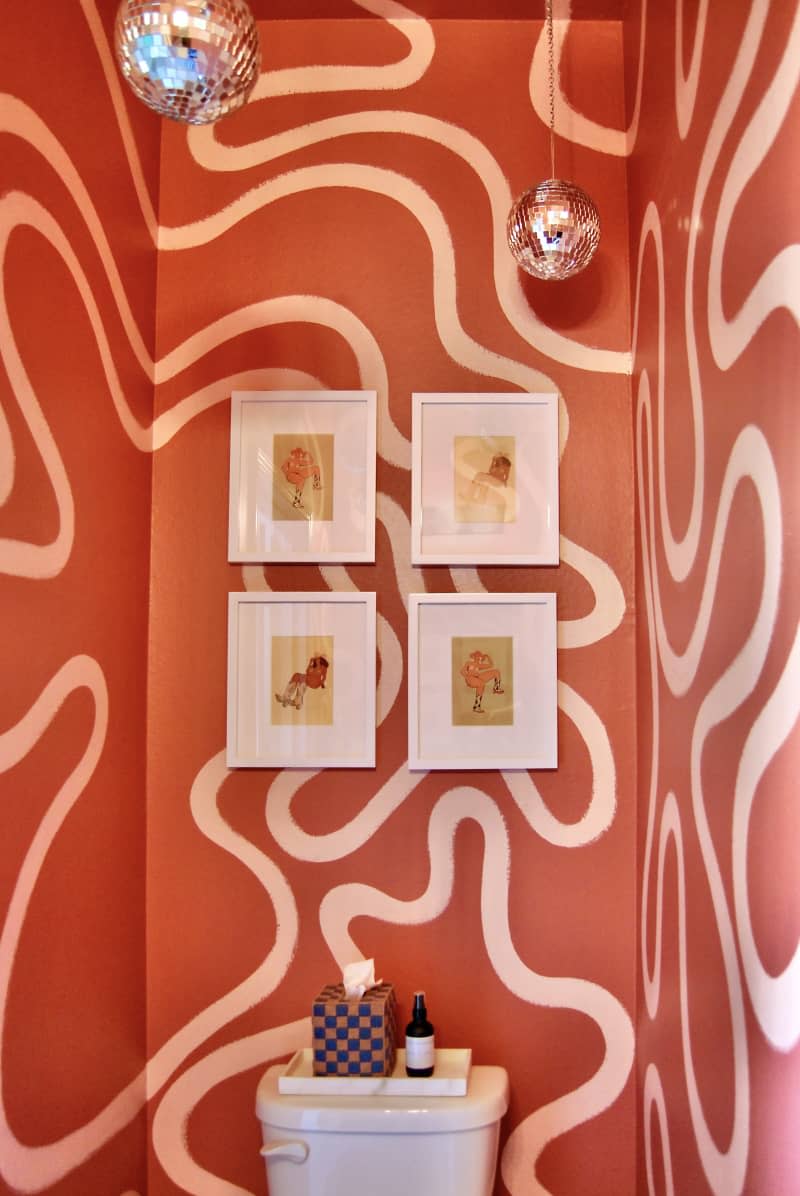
xmin=0 ymin=0 xmax=159 ymax=1193
xmin=147 ymin=15 xmax=635 ymax=1196
xmin=626 ymin=2 xmax=800 ymax=1194
xmin=2 ymin=7 xmax=641 ymax=1196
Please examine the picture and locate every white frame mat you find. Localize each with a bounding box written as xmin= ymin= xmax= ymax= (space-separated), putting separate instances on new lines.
xmin=227 ymin=591 xmax=376 ymax=769
xmin=411 ymin=392 xmax=559 ymax=565
xmin=228 ymin=390 xmax=377 ymax=563
xmin=408 ymin=592 xmax=558 ymax=770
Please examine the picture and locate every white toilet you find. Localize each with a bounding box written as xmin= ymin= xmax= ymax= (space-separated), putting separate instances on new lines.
xmin=256 ymin=1063 xmax=509 ymax=1196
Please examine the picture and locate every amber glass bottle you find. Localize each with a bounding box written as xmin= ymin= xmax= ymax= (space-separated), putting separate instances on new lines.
xmin=405 ymin=991 xmax=435 ymax=1077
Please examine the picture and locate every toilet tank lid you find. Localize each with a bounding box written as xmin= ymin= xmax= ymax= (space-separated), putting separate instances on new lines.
xmin=256 ymin=1065 xmax=509 ymax=1134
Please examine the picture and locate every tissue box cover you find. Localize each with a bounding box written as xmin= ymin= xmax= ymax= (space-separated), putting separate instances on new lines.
xmin=311 ymin=983 xmax=398 ymax=1076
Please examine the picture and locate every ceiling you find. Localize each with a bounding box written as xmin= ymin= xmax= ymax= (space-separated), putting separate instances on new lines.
xmin=248 ymin=2 xmax=628 ymax=19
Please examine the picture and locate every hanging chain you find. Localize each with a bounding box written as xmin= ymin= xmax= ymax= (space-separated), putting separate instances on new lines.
xmin=546 ymin=0 xmax=556 ymax=179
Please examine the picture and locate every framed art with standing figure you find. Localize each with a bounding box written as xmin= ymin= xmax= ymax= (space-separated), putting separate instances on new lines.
xmin=227 ymin=592 xmax=376 ymax=768
xmin=228 ymin=390 xmax=377 ymax=563
xmin=408 ymin=592 xmax=557 ymax=770
xmin=411 ymin=393 xmax=559 ymax=565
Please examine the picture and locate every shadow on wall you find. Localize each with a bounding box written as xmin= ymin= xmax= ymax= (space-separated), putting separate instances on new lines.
xmin=516 ymin=247 xmax=611 ymax=330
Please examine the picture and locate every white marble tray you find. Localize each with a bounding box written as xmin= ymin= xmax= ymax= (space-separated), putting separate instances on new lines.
xmin=278 ymin=1048 xmax=472 ymax=1096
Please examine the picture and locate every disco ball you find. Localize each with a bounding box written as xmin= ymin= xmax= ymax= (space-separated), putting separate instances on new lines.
xmin=114 ymin=0 xmax=261 ymax=125
xmin=507 ymin=178 xmax=601 ymax=281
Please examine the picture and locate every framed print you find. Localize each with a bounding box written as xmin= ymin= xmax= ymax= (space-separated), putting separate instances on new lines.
xmin=228 ymin=390 xmax=377 ymax=562
xmin=227 ymin=592 xmax=376 ymax=768
xmin=408 ymin=593 xmax=557 ymax=770
xmin=411 ymin=393 xmax=559 ymax=565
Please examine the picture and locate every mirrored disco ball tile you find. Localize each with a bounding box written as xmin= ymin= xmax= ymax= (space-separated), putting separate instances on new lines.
xmin=115 ymin=0 xmax=261 ymax=124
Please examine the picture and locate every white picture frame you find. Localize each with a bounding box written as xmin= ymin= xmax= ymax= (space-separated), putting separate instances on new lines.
xmin=408 ymin=592 xmax=557 ymax=770
xmin=411 ymin=392 xmax=559 ymax=565
xmin=228 ymin=390 xmax=377 ymax=563
xmin=227 ymin=592 xmax=376 ymax=769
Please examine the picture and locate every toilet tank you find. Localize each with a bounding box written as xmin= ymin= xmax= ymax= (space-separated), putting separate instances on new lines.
xmin=256 ymin=1064 xmax=509 ymax=1196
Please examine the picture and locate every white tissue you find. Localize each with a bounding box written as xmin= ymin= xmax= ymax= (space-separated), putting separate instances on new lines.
xmin=342 ymin=959 xmax=382 ymax=999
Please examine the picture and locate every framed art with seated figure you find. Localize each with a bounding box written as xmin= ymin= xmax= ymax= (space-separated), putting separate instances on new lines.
xmin=227 ymin=592 xmax=376 ymax=769
xmin=411 ymin=392 xmax=559 ymax=566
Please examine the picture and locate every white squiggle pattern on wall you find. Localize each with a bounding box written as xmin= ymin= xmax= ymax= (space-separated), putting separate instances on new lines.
xmin=0 ymin=195 xmax=75 ymax=579
xmin=0 ymin=657 xmax=135 ymax=1193
xmin=674 ymin=0 xmax=709 ymax=139
xmin=159 ymin=162 xmax=623 ymax=392
xmin=186 ymin=112 xmax=628 ymax=381
xmin=152 ymin=1018 xmax=309 ymax=1196
xmin=633 ymin=0 xmax=800 ymax=1191
xmin=317 ymin=788 xmax=634 ymax=1196
xmin=0 ymin=96 xmax=155 ymax=377
xmin=557 ymin=534 xmax=626 ymax=649
xmin=733 ymin=617 xmax=800 ymax=1052
xmin=152 ymin=1019 xmax=308 ymax=1196
xmin=249 ymin=9 xmax=435 ymax=101
xmin=266 ymin=763 xmax=425 ymax=863
xmin=707 ymin=2 xmax=800 ymax=369
xmin=502 ymin=679 xmax=617 ymax=847
xmin=0 ymin=5 xmax=641 ymax=1195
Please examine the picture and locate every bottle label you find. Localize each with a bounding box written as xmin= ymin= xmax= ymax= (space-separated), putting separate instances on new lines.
xmin=405 ymin=1034 xmax=435 ymax=1070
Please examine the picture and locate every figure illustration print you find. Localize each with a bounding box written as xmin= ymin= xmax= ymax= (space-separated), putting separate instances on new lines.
xmin=282 ymin=446 xmax=321 ymax=508
xmin=272 ymin=635 xmax=334 ymax=726
xmin=272 ymin=433 xmax=334 ymax=522
xmin=454 ymin=435 xmax=516 ymax=524
xmin=451 ymin=636 xmax=513 ymax=726
xmin=460 ymin=649 xmax=504 ymax=712
xmin=275 ymin=653 xmax=329 ymax=710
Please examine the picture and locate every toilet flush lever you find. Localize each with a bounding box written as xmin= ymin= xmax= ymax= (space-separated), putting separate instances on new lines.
xmin=260 ymin=1140 xmax=309 ymax=1164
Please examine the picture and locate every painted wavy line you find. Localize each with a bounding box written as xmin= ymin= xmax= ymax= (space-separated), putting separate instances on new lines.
xmin=529 ymin=13 xmax=646 ymax=156
xmin=631 ymin=2 xmax=797 ymax=1171
xmin=0 ymin=184 xmax=399 ymax=460
xmin=242 ymin=498 xmax=424 ymax=629
xmin=675 ymin=0 xmax=709 ymax=138
xmin=680 ymin=443 xmax=780 ymax=1196
xmin=79 ymin=0 xmax=432 ymax=247
xmin=557 ymin=534 xmax=626 ymax=648
xmin=152 ymin=1019 xmax=309 ymax=1196
xmin=733 ymin=615 xmax=800 ymax=1052
xmin=317 ymin=787 xmax=633 ymax=1196
xmin=1 ymin=93 xmax=625 ymax=671
xmin=0 ymin=95 xmax=154 ymax=378
xmin=502 ymin=678 xmax=617 ymax=847
xmin=671 ymin=0 xmax=768 ymax=584
xmin=266 ymin=761 xmax=425 ymax=863
xmin=0 ymin=104 xmax=410 ymax=466
xmin=159 ymin=163 xmax=594 ymax=407
xmin=187 ymin=111 xmax=629 ymax=379
xmin=708 ymin=1 xmax=800 ymax=369
xmin=637 ymin=381 xmax=783 ymax=1009
xmin=305 ymin=566 xmax=405 ymax=725
xmin=0 ymin=726 xmax=299 ymax=1193
xmin=0 ymin=190 xmax=152 ymax=451
xmin=643 ymin=1062 xmax=675 ymax=1196
xmin=265 ymin=676 xmax=616 ymax=857
xmin=0 ymin=197 xmax=75 ymax=579
xmin=155 ymin=293 xmax=405 ymax=465
xmin=640 ymin=348 xmax=782 ymax=701
xmin=448 ymin=535 xmax=626 ymax=651
xmin=0 ymin=657 xmax=146 ymax=1194
xmin=250 ymin=9 xmax=434 ymax=102
xmin=637 ymin=407 xmax=783 ymax=1193
xmin=78 ymin=0 xmax=159 ymax=241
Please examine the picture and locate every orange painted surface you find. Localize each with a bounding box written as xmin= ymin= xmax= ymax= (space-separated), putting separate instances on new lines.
xmin=0 ymin=0 xmax=157 ymax=1192
xmin=4 ymin=4 xmax=795 ymax=1196
xmin=627 ymin=2 xmax=800 ymax=1194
